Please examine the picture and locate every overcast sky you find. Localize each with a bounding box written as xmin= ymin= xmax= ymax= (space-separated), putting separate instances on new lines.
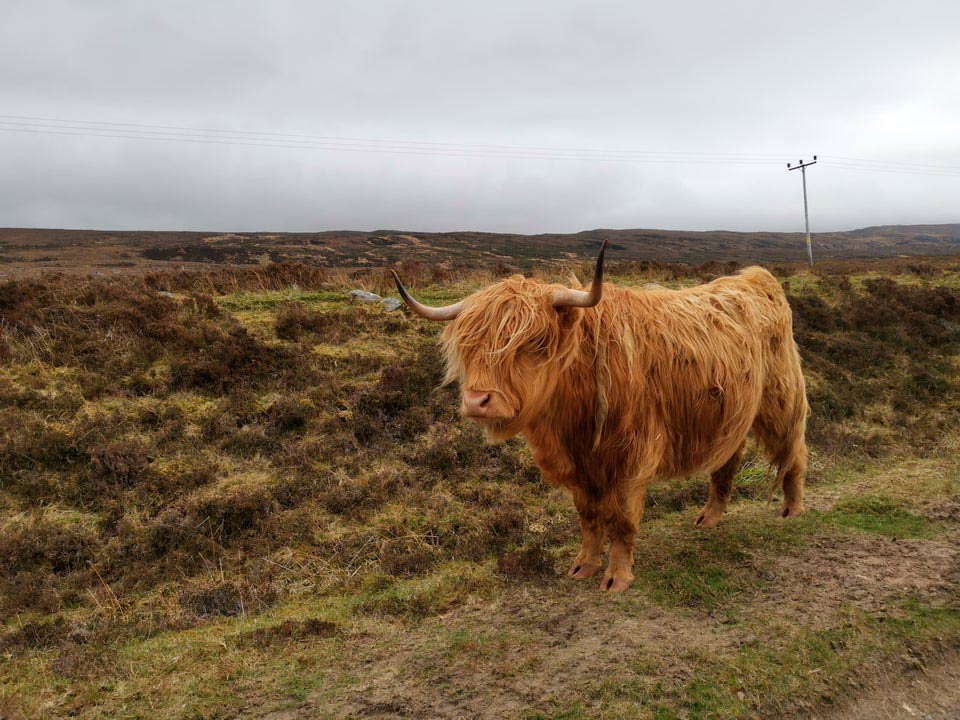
xmin=1 ymin=1 xmax=958 ymax=234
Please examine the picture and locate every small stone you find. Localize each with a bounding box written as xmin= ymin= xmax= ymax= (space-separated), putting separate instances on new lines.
xmin=349 ymin=290 xmax=381 ymax=303
xmin=381 ymin=297 xmax=402 ymax=311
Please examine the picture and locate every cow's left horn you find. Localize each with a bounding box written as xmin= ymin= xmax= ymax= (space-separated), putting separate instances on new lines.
xmin=551 ymin=239 xmax=607 ymax=308
xmin=390 ymin=270 xmax=464 ymax=321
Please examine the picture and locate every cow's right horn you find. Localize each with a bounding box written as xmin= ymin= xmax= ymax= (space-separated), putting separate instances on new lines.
xmin=391 ymin=270 xmax=464 ymax=321
xmin=551 ymin=239 xmax=607 ymax=308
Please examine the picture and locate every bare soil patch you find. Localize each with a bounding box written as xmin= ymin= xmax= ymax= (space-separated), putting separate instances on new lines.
xmin=293 ymin=525 xmax=960 ymax=719
xmin=818 ymin=654 xmax=960 ymax=720
xmin=758 ymin=533 xmax=959 ymax=627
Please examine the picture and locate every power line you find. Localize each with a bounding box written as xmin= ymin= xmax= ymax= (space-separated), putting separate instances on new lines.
xmin=0 ymin=113 xmax=804 ymax=161
xmin=0 ymin=122 xmax=788 ymax=166
xmin=824 ymin=166 xmax=960 ymax=178
xmin=818 ymin=160 xmax=960 ymax=178
xmin=820 ymin=154 xmax=960 ymax=173
xmin=0 ymin=114 xmax=958 ymax=177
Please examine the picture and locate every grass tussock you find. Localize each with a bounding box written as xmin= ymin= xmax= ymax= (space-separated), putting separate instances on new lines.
xmin=823 ymin=495 xmax=937 ymax=538
xmin=235 ymin=617 xmax=341 ymax=647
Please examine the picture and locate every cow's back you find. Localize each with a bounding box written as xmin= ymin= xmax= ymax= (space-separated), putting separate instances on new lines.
xmin=594 ymin=267 xmax=795 ymax=479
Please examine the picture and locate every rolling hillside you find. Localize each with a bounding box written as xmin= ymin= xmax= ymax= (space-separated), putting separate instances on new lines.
xmin=1 ymin=223 xmax=959 ymax=277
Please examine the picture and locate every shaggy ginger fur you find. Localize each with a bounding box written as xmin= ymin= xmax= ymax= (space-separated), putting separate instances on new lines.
xmin=439 ymin=266 xmax=808 ymax=592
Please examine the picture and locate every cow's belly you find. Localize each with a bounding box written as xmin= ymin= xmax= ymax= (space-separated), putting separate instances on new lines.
xmin=653 ymin=379 xmax=761 ymax=479
xmin=657 ymin=428 xmax=752 ymax=479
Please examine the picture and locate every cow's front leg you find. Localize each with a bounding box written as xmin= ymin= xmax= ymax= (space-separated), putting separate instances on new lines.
xmin=568 ymin=490 xmax=603 ymax=579
xmin=599 ymin=477 xmax=650 ymax=593
xmin=600 ymin=511 xmax=636 ymax=592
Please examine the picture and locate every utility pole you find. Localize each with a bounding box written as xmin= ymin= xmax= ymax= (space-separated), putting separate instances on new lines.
xmin=787 ymin=156 xmax=817 ymax=268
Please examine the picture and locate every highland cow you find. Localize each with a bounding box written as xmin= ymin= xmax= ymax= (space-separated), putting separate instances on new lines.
xmin=391 ymin=242 xmax=809 ymax=592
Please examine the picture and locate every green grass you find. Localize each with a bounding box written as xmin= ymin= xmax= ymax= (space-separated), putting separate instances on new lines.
xmin=216 ymin=288 xmax=346 ymax=311
xmin=633 ymin=503 xmax=822 ymax=612
xmin=823 ymin=495 xmax=937 ymax=538
xmin=638 ymin=545 xmax=740 ymax=611
xmin=352 ymin=560 xmax=498 ymax=619
xmin=526 ymin=702 xmax=588 ymax=720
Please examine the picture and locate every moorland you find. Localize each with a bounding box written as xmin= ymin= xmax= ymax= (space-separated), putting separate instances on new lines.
xmin=1 ymin=244 xmax=959 ymax=718
xmin=2 ymin=223 xmax=960 ymax=277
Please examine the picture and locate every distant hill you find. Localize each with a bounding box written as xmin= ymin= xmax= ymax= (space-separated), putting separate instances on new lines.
xmin=1 ymin=223 xmax=959 ymax=276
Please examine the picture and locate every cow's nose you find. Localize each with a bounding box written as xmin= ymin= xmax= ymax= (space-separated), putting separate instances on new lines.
xmin=462 ymin=390 xmax=492 ymax=417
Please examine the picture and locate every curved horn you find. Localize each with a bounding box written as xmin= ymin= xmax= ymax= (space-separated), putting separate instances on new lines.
xmin=551 ymin=239 xmax=608 ymax=308
xmin=390 ymin=269 xmax=465 ymax=321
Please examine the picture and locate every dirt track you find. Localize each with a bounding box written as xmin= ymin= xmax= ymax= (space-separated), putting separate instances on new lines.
xmin=823 ymin=657 xmax=960 ymax=719
xmin=286 ymin=509 xmax=960 ymax=719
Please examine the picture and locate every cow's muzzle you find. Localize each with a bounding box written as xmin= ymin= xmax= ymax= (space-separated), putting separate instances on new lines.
xmin=461 ymin=390 xmax=511 ymax=420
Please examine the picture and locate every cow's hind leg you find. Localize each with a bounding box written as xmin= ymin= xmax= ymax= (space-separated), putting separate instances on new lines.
xmin=568 ymin=489 xmax=603 ymax=579
xmin=753 ymin=374 xmax=809 ymax=519
xmin=696 ymin=442 xmax=745 ymax=528
xmin=754 ymin=425 xmax=807 ymax=518
xmin=778 ymin=453 xmax=806 ymax=519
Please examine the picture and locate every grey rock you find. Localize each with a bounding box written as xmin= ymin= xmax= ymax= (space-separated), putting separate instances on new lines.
xmin=381 ymin=297 xmax=403 ymax=312
xmin=349 ymin=289 xmax=382 ymax=303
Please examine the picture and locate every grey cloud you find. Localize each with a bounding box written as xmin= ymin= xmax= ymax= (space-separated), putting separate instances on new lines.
xmin=0 ymin=0 xmax=957 ymax=234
